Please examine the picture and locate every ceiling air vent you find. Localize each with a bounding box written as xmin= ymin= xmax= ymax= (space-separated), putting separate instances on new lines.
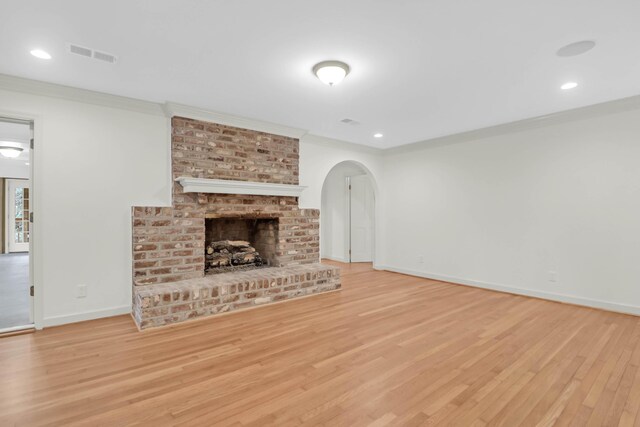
xmin=93 ymin=50 xmax=117 ymax=64
xmin=67 ymin=43 xmax=118 ymax=64
xmin=68 ymin=44 xmax=92 ymax=58
xmin=340 ymin=118 xmax=360 ymax=126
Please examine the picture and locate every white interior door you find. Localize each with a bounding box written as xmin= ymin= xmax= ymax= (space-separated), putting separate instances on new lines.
xmin=7 ymin=179 xmax=30 ymax=253
xmin=349 ymin=175 xmax=374 ymax=262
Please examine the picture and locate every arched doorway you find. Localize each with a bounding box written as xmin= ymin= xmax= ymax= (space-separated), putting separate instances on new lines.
xmin=320 ymin=161 xmax=377 ymax=264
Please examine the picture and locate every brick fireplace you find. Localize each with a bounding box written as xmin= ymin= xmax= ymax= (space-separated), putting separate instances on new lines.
xmin=131 ymin=117 xmax=340 ymax=329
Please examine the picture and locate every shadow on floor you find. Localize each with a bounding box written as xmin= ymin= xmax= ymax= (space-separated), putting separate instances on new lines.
xmin=0 ymin=253 xmax=30 ymax=328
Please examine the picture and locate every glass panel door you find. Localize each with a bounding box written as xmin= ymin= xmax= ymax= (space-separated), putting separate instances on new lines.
xmin=8 ymin=179 xmax=30 ymax=253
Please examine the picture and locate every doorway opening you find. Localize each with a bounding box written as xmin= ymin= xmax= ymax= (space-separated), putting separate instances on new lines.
xmin=0 ymin=118 xmax=33 ymax=333
xmin=321 ymin=161 xmax=376 ymax=264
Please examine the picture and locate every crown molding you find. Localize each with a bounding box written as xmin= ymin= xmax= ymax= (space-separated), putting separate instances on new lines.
xmin=386 ymin=94 xmax=640 ymax=155
xmin=0 ymin=73 xmax=165 ymax=116
xmin=164 ymin=102 xmax=308 ymax=139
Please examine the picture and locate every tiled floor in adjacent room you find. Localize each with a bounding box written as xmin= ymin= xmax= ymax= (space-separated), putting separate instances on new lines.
xmin=0 ymin=253 xmax=30 ymax=329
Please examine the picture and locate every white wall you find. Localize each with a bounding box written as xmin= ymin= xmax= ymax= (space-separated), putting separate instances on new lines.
xmin=380 ymin=106 xmax=640 ymax=315
xmin=299 ymin=134 xmax=384 ymax=266
xmin=299 ymin=135 xmax=382 ymax=210
xmin=0 ymin=161 xmax=29 ymax=179
xmin=0 ymin=86 xmax=170 ymax=327
xmin=320 ymin=162 xmax=366 ymax=262
xmin=0 ymin=120 xmax=30 ymax=179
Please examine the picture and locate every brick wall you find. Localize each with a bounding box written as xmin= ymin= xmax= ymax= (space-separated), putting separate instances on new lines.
xmin=172 ymin=116 xmax=299 ymax=185
xmin=132 ymin=117 xmax=319 ymax=286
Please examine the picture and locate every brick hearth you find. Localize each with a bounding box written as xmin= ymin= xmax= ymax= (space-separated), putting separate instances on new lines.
xmin=133 ymin=264 xmax=340 ymax=329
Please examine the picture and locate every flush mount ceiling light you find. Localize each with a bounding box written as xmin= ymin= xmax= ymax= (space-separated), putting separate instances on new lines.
xmin=557 ymin=40 xmax=596 ymax=58
xmin=561 ymin=81 xmax=579 ymax=90
xmin=313 ymin=60 xmax=350 ymax=86
xmin=373 ymin=133 xmax=383 ymax=138
xmin=30 ymin=49 xmax=52 ymax=60
xmin=0 ymin=146 xmax=24 ymax=158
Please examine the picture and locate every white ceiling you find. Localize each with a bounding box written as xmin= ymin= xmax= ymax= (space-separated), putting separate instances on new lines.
xmin=0 ymin=0 xmax=639 ymax=148
xmin=0 ymin=121 xmax=30 ymax=178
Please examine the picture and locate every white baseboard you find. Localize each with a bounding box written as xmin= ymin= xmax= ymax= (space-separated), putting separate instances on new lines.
xmin=0 ymin=324 xmax=34 ymax=334
xmin=378 ymin=265 xmax=640 ymax=317
xmin=322 ymin=255 xmax=349 ymax=263
xmin=43 ymin=305 xmax=131 ymax=328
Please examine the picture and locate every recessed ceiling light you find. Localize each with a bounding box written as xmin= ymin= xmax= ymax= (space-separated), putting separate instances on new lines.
xmin=561 ymin=82 xmax=579 ymax=90
xmin=30 ymin=49 xmax=52 ymax=60
xmin=0 ymin=146 xmax=24 ymax=158
xmin=557 ymin=40 xmax=596 ymax=58
xmin=373 ymin=133 xmax=383 ymax=138
xmin=313 ymin=61 xmax=350 ymax=86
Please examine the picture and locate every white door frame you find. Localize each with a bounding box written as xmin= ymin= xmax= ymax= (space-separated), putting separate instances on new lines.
xmin=346 ymin=176 xmax=352 ymax=262
xmin=6 ymin=179 xmax=30 ymax=253
xmin=0 ymin=112 xmax=42 ymax=330
xmin=3 ymin=179 xmax=7 ymax=254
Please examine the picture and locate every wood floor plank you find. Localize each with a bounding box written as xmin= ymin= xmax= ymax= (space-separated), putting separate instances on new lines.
xmin=0 ymin=261 xmax=639 ymax=426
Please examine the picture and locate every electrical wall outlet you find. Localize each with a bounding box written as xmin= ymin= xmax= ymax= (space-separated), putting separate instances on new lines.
xmin=548 ymin=271 xmax=558 ymax=283
xmin=77 ymin=284 xmax=88 ymax=298
xmin=418 ymin=256 xmax=424 ymax=264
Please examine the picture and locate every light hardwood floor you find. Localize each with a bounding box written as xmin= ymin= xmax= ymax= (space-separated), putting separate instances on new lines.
xmin=1 ymin=262 xmax=639 ymax=426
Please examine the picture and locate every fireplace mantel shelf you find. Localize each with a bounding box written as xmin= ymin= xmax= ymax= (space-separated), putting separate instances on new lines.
xmin=176 ymin=177 xmax=307 ymax=197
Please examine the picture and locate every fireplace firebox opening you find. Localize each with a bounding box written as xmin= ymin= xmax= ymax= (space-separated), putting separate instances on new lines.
xmin=205 ymin=217 xmax=279 ymax=274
